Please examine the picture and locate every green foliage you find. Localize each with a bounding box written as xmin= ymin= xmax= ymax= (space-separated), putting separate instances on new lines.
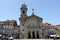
xmin=57 ymin=29 xmax=60 ymax=36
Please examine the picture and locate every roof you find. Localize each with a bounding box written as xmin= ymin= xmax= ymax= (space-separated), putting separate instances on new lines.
xmin=27 ymin=14 xmax=42 ymax=19
xmin=4 ymin=20 xmax=17 ymax=26
xmin=43 ymin=23 xmax=55 ymax=27
xmin=0 ymin=20 xmax=17 ymax=27
xmin=4 ymin=20 xmax=16 ymax=22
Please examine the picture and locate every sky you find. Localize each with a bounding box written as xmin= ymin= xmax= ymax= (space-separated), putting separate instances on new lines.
xmin=0 ymin=0 xmax=60 ymax=25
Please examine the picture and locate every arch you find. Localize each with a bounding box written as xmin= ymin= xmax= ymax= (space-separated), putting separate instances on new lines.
xmin=32 ymin=31 xmax=35 ymax=39
xmin=36 ymin=31 xmax=39 ymax=39
xmin=28 ymin=31 xmax=31 ymax=39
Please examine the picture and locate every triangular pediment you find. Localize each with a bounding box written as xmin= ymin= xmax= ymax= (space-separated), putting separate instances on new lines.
xmin=28 ymin=14 xmax=42 ymax=19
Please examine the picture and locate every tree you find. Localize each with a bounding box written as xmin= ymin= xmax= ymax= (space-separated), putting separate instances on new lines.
xmin=56 ymin=28 xmax=60 ymax=36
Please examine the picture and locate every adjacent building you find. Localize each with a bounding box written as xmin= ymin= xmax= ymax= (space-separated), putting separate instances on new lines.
xmin=0 ymin=20 xmax=19 ymax=38
xmin=42 ymin=23 xmax=57 ymax=38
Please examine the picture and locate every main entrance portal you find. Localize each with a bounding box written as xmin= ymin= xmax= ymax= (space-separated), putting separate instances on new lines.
xmin=28 ymin=31 xmax=39 ymax=39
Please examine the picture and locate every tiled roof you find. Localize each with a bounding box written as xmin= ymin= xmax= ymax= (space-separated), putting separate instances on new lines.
xmin=0 ymin=20 xmax=17 ymax=27
xmin=43 ymin=23 xmax=54 ymax=27
xmin=5 ymin=20 xmax=17 ymax=26
xmin=4 ymin=20 xmax=16 ymax=22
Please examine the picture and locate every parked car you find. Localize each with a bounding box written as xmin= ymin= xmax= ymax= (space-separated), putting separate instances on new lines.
xmin=8 ymin=37 xmax=13 ymax=40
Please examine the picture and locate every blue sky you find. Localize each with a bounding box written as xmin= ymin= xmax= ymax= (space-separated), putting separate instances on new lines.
xmin=0 ymin=0 xmax=60 ymax=25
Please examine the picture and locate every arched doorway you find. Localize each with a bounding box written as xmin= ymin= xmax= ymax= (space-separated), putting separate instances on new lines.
xmin=28 ymin=31 xmax=31 ymax=39
xmin=36 ymin=31 xmax=39 ymax=39
xmin=32 ymin=31 xmax=35 ymax=39
xmin=28 ymin=31 xmax=40 ymax=39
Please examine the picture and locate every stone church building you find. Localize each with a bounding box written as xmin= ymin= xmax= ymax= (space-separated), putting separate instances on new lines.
xmin=19 ymin=3 xmax=43 ymax=39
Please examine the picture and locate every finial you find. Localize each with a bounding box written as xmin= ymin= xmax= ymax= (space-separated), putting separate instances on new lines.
xmin=32 ymin=9 xmax=34 ymax=12
xmin=21 ymin=2 xmax=27 ymax=8
xmin=32 ymin=9 xmax=34 ymax=15
xmin=23 ymin=2 xmax=25 ymax=4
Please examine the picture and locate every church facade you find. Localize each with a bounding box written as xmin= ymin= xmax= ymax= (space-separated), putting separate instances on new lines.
xmin=19 ymin=3 xmax=43 ymax=39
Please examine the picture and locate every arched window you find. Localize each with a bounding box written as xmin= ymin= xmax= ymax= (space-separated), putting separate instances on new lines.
xmin=23 ymin=11 xmax=25 ymax=13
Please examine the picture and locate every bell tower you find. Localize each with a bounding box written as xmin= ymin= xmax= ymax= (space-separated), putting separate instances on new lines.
xmin=20 ymin=3 xmax=27 ymax=18
xmin=20 ymin=3 xmax=28 ymax=27
xmin=19 ymin=3 xmax=28 ymax=39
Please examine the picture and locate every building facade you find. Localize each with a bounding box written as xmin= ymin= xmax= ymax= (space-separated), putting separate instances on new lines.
xmin=42 ymin=23 xmax=57 ymax=38
xmin=0 ymin=20 xmax=19 ymax=38
xmin=19 ymin=3 xmax=43 ymax=39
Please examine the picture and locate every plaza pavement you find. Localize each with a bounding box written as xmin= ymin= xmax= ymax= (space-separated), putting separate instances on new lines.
xmin=14 ymin=39 xmax=54 ymax=40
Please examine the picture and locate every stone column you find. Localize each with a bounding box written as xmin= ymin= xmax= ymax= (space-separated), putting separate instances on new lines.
xmin=35 ymin=31 xmax=37 ymax=39
xmin=38 ymin=31 xmax=41 ymax=39
xmin=39 ymin=32 xmax=42 ymax=38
